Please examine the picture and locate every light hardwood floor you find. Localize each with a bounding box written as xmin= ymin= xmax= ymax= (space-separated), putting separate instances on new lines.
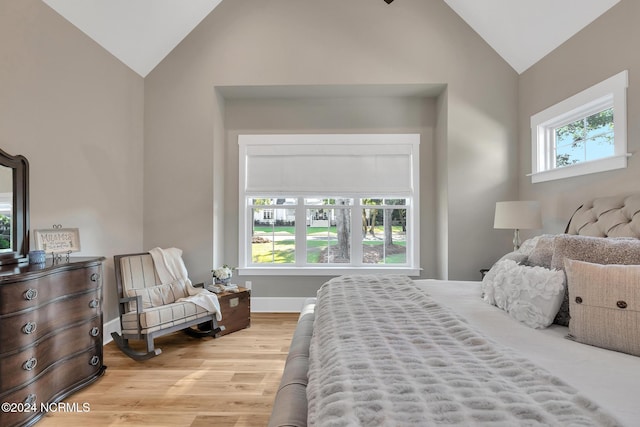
xmin=38 ymin=313 xmax=299 ymax=427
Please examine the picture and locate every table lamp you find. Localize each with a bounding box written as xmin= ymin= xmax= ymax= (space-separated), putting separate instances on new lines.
xmin=494 ymin=201 xmax=542 ymax=251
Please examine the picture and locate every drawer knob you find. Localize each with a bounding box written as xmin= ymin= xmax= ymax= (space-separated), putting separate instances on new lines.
xmin=90 ymin=273 xmax=101 ymax=282
xmin=24 ymin=394 xmax=36 ymax=406
xmin=22 ymin=322 xmax=37 ymax=334
xmin=89 ymin=355 xmax=100 ymax=366
xmin=90 ymin=327 xmax=100 ymax=337
xmin=23 ymin=288 xmax=38 ymax=301
xmin=89 ymin=299 xmax=99 ymax=308
xmin=23 ymin=357 xmax=38 ymax=371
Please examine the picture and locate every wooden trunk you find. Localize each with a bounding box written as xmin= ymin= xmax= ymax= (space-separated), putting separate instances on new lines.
xmin=217 ymin=288 xmax=251 ymax=336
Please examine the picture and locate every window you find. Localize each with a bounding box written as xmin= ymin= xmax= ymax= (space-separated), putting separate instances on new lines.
xmin=249 ymin=197 xmax=409 ymax=267
xmin=238 ymin=134 xmax=420 ymax=276
xmin=530 ymin=70 xmax=629 ymax=183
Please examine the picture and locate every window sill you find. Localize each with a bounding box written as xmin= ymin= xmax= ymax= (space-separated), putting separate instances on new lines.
xmin=237 ymin=267 xmax=422 ymax=277
xmin=529 ymin=153 xmax=630 ymax=183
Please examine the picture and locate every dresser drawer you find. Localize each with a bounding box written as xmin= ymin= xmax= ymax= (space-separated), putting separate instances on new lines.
xmin=0 ymin=290 xmax=102 ymax=355
xmin=0 ymin=350 xmax=103 ymax=427
xmin=0 ymin=265 xmax=102 ymax=315
xmin=0 ymin=318 xmax=102 ymax=392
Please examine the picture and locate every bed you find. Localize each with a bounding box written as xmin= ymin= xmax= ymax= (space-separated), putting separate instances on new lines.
xmin=268 ymin=194 xmax=640 ymax=427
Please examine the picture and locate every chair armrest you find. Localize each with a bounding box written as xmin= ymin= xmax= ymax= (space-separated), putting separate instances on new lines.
xmin=119 ymin=295 xmax=142 ymax=307
xmin=118 ymin=295 xmax=143 ymax=315
xmin=118 ymin=295 xmax=144 ymax=334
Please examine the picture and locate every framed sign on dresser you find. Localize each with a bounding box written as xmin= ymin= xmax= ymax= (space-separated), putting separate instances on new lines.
xmin=0 ymin=257 xmax=106 ymax=427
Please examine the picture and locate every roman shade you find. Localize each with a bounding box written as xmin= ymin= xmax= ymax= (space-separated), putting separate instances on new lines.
xmin=239 ymin=134 xmax=420 ymax=196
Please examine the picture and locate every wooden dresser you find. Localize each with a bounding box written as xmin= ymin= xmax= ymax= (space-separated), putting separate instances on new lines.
xmin=0 ymin=257 xmax=106 ymax=427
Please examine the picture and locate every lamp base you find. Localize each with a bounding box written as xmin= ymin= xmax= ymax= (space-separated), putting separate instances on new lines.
xmin=513 ymin=229 xmax=521 ymax=251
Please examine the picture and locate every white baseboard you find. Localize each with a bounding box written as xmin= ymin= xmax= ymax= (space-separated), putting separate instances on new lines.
xmin=103 ymin=317 xmax=120 ymax=346
xmin=250 ymin=297 xmax=309 ymax=313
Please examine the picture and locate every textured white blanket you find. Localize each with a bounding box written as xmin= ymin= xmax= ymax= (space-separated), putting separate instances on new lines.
xmin=307 ymin=275 xmax=621 ymax=426
xmin=149 ymin=247 xmax=222 ymax=320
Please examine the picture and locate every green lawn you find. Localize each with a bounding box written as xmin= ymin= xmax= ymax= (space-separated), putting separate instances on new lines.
xmin=251 ymin=226 xmax=406 ymax=264
xmin=252 ymin=239 xmax=295 ymax=263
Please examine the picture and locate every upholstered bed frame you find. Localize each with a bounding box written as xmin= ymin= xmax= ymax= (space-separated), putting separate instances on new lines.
xmin=565 ymin=193 xmax=640 ymax=237
xmin=267 ymin=193 xmax=640 ymax=427
xmin=268 ymin=299 xmax=316 ymax=427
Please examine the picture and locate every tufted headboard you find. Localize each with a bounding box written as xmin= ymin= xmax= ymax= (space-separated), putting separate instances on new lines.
xmin=565 ymin=194 xmax=640 ymax=238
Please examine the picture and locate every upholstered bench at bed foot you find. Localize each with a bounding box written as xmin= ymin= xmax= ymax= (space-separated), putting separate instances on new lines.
xmin=268 ymin=298 xmax=316 ymax=427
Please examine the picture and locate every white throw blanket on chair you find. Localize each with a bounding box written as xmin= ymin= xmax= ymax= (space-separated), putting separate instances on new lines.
xmin=149 ymin=247 xmax=222 ymax=321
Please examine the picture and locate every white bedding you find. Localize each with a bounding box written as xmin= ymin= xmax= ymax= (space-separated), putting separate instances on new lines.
xmin=414 ymin=279 xmax=640 ymax=427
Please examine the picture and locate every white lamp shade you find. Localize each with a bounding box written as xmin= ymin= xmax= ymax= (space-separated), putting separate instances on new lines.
xmin=494 ymin=201 xmax=542 ymax=230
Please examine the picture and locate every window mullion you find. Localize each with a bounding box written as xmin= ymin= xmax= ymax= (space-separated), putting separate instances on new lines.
xmin=295 ymin=197 xmax=306 ymax=267
xmin=582 ymin=117 xmax=588 ymax=161
xmin=405 ymin=204 xmax=412 ymax=266
xmin=242 ymin=198 xmax=251 ymax=267
xmin=546 ymin=127 xmax=553 ymax=170
xmin=351 ymin=199 xmax=363 ymax=267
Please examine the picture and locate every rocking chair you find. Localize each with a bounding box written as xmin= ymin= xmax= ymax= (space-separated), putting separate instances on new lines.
xmin=111 ymin=252 xmax=224 ymax=360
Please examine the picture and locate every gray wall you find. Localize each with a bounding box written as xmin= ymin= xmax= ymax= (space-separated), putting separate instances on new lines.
xmin=0 ymin=0 xmax=145 ymax=321
xmin=518 ymin=0 xmax=639 ymax=232
xmin=4 ymin=0 xmax=635 ymax=318
xmin=144 ymin=0 xmax=519 ymax=298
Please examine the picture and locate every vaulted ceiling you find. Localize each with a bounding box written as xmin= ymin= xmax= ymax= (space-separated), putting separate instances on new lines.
xmin=42 ymin=0 xmax=620 ymax=77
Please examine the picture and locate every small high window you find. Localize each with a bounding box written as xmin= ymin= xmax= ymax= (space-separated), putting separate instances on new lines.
xmin=555 ymin=107 xmax=614 ymax=167
xmin=530 ymin=70 xmax=629 ymax=183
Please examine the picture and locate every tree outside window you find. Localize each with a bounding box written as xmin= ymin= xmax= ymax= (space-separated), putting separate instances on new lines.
xmin=555 ymin=108 xmax=614 ymax=167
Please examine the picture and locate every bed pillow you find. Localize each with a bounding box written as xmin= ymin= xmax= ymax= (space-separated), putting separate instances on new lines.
xmin=550 ymin=235 xmax=640 ymax=326
xmin=496 ymin=251 xmax=528 ymax=266
xmin=525 ymin=234 xmax=555 ymax=269
xmin=518 ymin=235 xmax=542 ymax=255
xmin=551 ymin=235 xmax=640 ymax=270
xmin=481 ymin=259 xmax=565 ymax=328
xmin=498 ymin=235 xmax=547 ymax=264
xmin=480 ymin=235 xmax=557 ymax=308
xmin=564 ymin=259 xmax=640 ymax=357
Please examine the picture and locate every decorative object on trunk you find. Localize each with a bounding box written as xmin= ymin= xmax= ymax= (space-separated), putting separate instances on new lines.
xmin=212 ymin=264 xmax=235 ymax=284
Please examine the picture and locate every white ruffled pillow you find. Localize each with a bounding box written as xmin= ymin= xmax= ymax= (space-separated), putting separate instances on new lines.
xmin=482 ymin=259 xmax=565 ymax=328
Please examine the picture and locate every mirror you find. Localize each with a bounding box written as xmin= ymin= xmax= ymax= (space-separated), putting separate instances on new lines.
xmin=0 ymin=165 xmax=12 ymax=252
xmin=0 ymin=148 xmax=29 ymax=265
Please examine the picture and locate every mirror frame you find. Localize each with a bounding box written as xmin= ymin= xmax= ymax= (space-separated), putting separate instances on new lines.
xmin=0 ymin=148 xmax=29 ymax=265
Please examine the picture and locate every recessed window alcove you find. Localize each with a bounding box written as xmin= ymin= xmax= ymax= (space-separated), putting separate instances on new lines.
xmin=212 ymin=84 xmax=448 ymax=293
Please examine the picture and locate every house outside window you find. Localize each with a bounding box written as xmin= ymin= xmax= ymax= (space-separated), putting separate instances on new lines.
xmin=530 ymin=70 xmax=629 ymax=183
xmin=238 ymin=134 xmax=420 ymax=276
xmin=262 ymin=208 xmax=274 ymax=221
